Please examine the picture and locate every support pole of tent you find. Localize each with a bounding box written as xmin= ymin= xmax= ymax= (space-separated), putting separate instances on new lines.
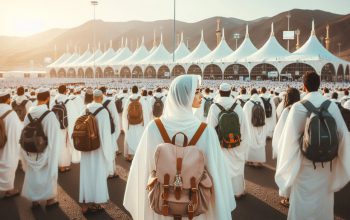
xmin=173 ymin=0 xmax=176 ymax=64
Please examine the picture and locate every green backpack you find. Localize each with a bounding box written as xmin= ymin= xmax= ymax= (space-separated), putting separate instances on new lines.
xmin=216 ymin=102 xmax=241 ymax=148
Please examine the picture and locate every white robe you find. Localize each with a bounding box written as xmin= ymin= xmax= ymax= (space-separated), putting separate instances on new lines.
xmin=0 ymin=104 xmax=22 ymax=191
xmin=206 ymin=97 xmax=251 ymax=195
xmin=344 ymin=99 xmax=350 ymax=110
xmin=53 ymin=94 xmax=79 ymax=167
xmin=116 ymin=93 xmax=129 ymax=131
xmin=243 ymin=94 xmax=268 ymax=162
xmin=21 ymin=104 xmax=62 ymax=201
xmin=272 ymin=107 xmax=290 ymax=160
xmin=79 ymin=102 xmax=113 ymax=203
xmin=122 ymin=94 xmax=151 ymax=156
xmin=275 ymin=92 xmax=350 ymax=220
xmin=260 ymin=93 xmax=276 ymax=138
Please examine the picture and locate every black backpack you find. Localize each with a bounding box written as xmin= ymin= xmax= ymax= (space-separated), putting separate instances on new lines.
xmin=203 ymin=97 xmax=214 ymax=117
xmin=153 ymin=97 xmax=164 ymax=118
xmin=300 ymin=100 xmax=339 ymax=169
xmin=261 ymin=97 xmax=273 ymax=118
xmin=238 ymin=99 xmax=247 ymax=108
xmin=52 ymin=99 xmax=69 ymax=129
xmin=115 ymin=97 xmax=124 ymax=113
xmin=103 ymin=100 xmax=116 ymax=134
xmin=215 ymin=102 xmax=241 ymax=148
xmin=336 ymin=103 xmax=350 ymax=131
xmin=12 ymin=100 xmax=28 ymax=121
xmin=20 ymin=111 xmax=51 ymax=154
xmin=251 ymin=101 xmax=266 ymax=127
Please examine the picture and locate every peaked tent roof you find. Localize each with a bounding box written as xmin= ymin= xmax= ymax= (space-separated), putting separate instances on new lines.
xmin=243 ymin=23 xmax=290 ymax=63
xmin=57 ymin=53 xmax=80 ymax=68
xmin=223 ymin=25 xmax=258 ymax=62
xmin=103 ymin=38 xmax=132 ymax=67
xmin=139 ymin=33 xmax=172 ymax=65
xmin=200 ymin=29 xmax=233 ymax=62
xmin=120 ymin=37 xmax=150 ymax=65
xmin=179 ymin=30 xmax=211 ymax=63
xmin=283 ymin=21 xmax=349 ymax=66
xmin=66 ymin=48 xmax=92 ymax=68
xmin=172 ymin=33 xmax=190 ymax=61
xmin=78 ymin=49 xmax=103 ymax=67
xmin=47 ymin=53 xmax=71 ymax=68
xmin=92 ymin=47 xmax=116 ymax=66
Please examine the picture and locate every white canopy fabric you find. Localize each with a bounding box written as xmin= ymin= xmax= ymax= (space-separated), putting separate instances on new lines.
xmin=242 ymin=23 xmax=290 ymax=63
xmin=223 ymin=25 xmax=258 ymax=62
xmin=200 ymin=29 xmax=233 ymax=63
xmin=179 ymin=30 xmax=211 ymax=64
xmin=56 ymin=53 xmax=80 ymax=68
xmin=47 ymin=53 xmax=71 ymax=69
xmin=92 ymin=47 xmax=116 ymax=67
xmin=66 ymin=49 xmax=92 ymax=68
xmin=139 ymin=33 xmax=172 ymax=65
xmin=77 ymin=49 xmax=103 ymax=68
xmin=172 ymin=33 xmax=190 ymax=61
xmin=103 ymin=39 xmax=133 ymax=68
xmin=119 ymin=37 xmax=149 ymax=65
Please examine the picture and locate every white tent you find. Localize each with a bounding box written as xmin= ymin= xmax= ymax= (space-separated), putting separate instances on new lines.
xmin=139 ymin=33 xmax=172 ymax=65
xmin=66 ymin=47 xmax=92 ymax=69
xmin=56 ymin=53 xmax=80 ymax=68
xmin=223 ymin=25 xmax=258 ymax=62
xmin=179 ymin=30 xmax=211 ymax=64
xmin=200 ymin=29 xmax=233 ymax=63
xmin=92 ymin=47 xmax=116 ymax=67
xmin=119 ymin=37 xmax=149 ymax=66
xmin=102 ymin=38 xmax=132 ymax=68
xmin=47 ymin=52 xmax=71 ymax=69
xmin=77 ymin=48 xmax=103 ymax=68
xmin=172 ymin=32 xmax=190 ymax=61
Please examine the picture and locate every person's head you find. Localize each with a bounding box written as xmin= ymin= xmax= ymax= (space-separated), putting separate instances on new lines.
xmin=17 ymin=87 xmax=25 ymax=96
xmin=303 ymin=72 xmax=320 ymax=93
xmin=345 ymin=89 xmax=349 ymax=96
xmin=84 ymin=89 xmax=93 ymax=105
xmin=284 ymin=88 xmax=300 ymax=108
xmin=0 ymin=92 xmax=11 ymax=104
xmin=260 ymin=87 xmax=267 ymax=94
xmin=205 ymin=88 xmax=210 ymax=95
xmin=148 ymin=90 xmax=153 ymax=96
xmin=219 ymin=83 xmax=231 ymax=97
xmin=192 ymin=89 xmax=203 ymax=108
xmin=331 ymin=92 xmax=338 ymax=100
xmin=232 ymin=87 xmax=236 ymax=92
xmin=123 ymin=88 xmax=128 ymax=94
xmin=58 ymin=85 xmax=67 ymax=94
xmin=142 ymin=90 xmax=147 ymax=96
xmin=251 ymin=88 xmax=258 ymax=95
xmin=132 ymin=85 xmax=138 ymax=94
xmin=37 ymin=88 xmax=50 ymax=105
xmin=106 ymin=90 xmax=113 ymax=97
xmin=240 ymin=87 xmax=247 ymax=95
xmin=93 ymin=90 xmax=103 ymax=103
xmin=156 ymin=87 xmax=162 ymax=93
xmin=99 ymin=86 xmax=107 ymax=95
xmin=323 ymin=87 xmax=329 ymax=94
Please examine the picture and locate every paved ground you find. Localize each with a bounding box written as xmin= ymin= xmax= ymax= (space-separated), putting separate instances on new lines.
xmin=1 ymin=136 xmax=349 ymax=220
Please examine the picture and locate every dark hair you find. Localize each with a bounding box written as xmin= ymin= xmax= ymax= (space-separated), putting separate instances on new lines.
xmin=123 ymin=89 xmax=128 ymax=93
xmin=156 ymin=87 xmax=162 ymax=93
xmin=205 ymin=88 xmax=210 ymax=94
xmin=240 ymin=87 xmax=246 ymax=95
xmin=17 ymin=87 xmax=25 ymax=96
xmin=284 ymin=88 xmax=300 ymax=108
xmin=345 ymin=90 xmax=349 ymax=96
xmin=261 ymin=87 xmax=267 ymax=94
xmin=323 ymin=87 xmax=329 ymax=93
xmin=142 ymin=90 xmax=147 ymax=96
xmin=303 ymin=72 xmax=320 ymax=92
xmin=37 ymin=92 xmax=50 ymax=102
xmin=99 ymin=86 xmax=107 ymax=94
xmin=232 ymin=87 xmax=236 ymax=92
xmin=58 ymin=85 xmax=67 ymax=94
xmin=132 ymin=86 xmax=138 ymax=94
xmin=0 ymin=94 xmax=10 ymax=103
xmin=148 ymin=90 xmax=153 ymax=96
xmin=251 ymin=88 xmax=258 ymax=95
xmin=331 ymin=92 xmax=338 ymax=100
xmin=84 ymin=92 xmax=93 ymax=105
xmin=219 ymin=90 xmax=231 ymax=97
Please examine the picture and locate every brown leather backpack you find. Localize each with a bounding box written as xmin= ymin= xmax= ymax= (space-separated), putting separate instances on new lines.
xmin=72 ymin=107 xmax=103 ymax=152
xmin=0 ymin=110 xmax=12 ymax=149
xmin=147 ymin=119 xmax=213 ymax=220
xmin=127 ymin=97 xmax=143 ymax=127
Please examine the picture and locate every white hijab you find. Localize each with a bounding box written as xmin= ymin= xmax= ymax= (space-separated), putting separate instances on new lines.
xmin=161 ymin=75 xmax=201 ymax=130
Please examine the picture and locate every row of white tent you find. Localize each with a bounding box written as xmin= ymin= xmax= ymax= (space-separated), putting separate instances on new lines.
xmin=47 ymin=21 xmax=350 ymax=79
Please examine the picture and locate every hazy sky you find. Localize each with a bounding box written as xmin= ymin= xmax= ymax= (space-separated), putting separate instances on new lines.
xmin=1 ymin=0 xmax=350 ymax=36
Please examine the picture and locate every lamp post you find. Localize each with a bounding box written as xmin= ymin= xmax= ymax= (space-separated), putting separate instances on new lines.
xmin=173 ymin=0 xmax=176 ymax=63
xmin=233 ymin=33 xmax=240 ymax=50
xmin=286 ymin=13 xmax=291 ymax=52
xmin=91 ymin=1 xmax=98 ymax=78
xmin=338 ymin=42 xmax=341 ymax=56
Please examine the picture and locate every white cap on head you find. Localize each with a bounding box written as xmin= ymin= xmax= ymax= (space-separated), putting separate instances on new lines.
xmin=37 ymin=87 xmax=50 ymax=94
xmin=0 ymin=89 xmax=11 ymax=97
xmin=106 ymin=89 xmax=113 ymax=95
xmin=93 ymin=89 xmax=103 ymax=97
xmin=275 ymin=87 xmax=283 ymax=94
xmin=219 ymin=83 xmax=231 ymax=92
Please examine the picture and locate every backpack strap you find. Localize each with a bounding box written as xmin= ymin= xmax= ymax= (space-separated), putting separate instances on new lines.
xmin=64 ymin=99 xmax=69 ymax=105
xmin=320 ymin=100 xmax=331 ymax=111
xmin=215 ymin=103 xmax=225 ymax=111
xmin=188 ymin=123 xmax=207 ymax=146
xmin=103 ymin=100 xmax=111 ymax=108
xmin=155 ymin=118 xmax=171 ymax=143
xmin=229 ymin=101 xmax=238 ymax=112
xmin=1 ymin=110 xmax=12 ymax=120
xmin=21 ymin=100 xmax=28 ymax=106
xmin=38 ymin=110 xmax=51 ymax=123
xmin=301 ymin=100 xmax=318 ymax=116
xmin=92 ymin=107 xmax=105 ymax=117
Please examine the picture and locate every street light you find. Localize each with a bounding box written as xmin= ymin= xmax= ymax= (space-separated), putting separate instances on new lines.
xmin=286 ymin=13 xmax=291 ymax=52
xmin=173 ymin=0 xmax=176 ymax=63
xmin=338 ymin=42 xmax=342 ymax=56
xmin=233 ymin=33 xmax=240 ymax=50
xmin=91 ymin=1 xmax=98 ymax=78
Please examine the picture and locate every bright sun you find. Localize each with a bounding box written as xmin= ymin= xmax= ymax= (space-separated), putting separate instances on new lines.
xmin=12 ymin=19 xmax=45 ymax=37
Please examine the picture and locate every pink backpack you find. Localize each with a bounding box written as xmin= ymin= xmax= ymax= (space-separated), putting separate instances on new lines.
xmin=147 ymin=119 xmax=213 ymax=220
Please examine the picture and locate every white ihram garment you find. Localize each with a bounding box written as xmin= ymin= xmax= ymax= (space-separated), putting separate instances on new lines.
xmin=123 ymin=75 xmax=235 ymax=220
xmin=260 ymin=93 xmax=276 ymax=138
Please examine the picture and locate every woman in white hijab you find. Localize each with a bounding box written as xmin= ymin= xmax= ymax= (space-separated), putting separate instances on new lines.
xmin=123 ymin=75 xmax=235 ymax=220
